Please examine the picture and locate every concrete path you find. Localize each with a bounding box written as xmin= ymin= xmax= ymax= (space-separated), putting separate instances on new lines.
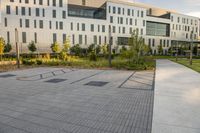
xmin=152 ymin=60 xmax=200 ymax=133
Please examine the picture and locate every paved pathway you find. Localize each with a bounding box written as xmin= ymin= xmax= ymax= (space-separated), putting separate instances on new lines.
xmin=152 ymin=60 xmax=200 ymax=133
xmin=0 ymin=68 xmax=155 ymax=133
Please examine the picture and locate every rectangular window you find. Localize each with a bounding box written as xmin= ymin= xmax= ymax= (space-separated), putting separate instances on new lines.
xmin=49 ymin=21 xmax=52 ymax=29
xmin=53 ymin=33 xmax=57 ymax=42
xmin=16 ymin=6 xmax=18 ymax=15
xmin=53 ymin=0 xmax=56 ymax=6
xmin=34 ymin=32 xmax=37 ymax=43
xmin=85 ymin=35 xmax=87 ymax=44
xmin=34 ymin=20 xmax=37 ymax=28
xmin=28 ymin=7 xmax=31 ymax=16
xmin=6 ymin=5 xmax=11 ymax=14
xmin=91 ymin=24 xmax=94 ymax=32
xmin=77 ymin=23 xmax=79 ymax=31
xmin=102 ymin=25 xmax=105 ymax=32
xmin=21 ymin=7 xmax=26 ymax=15
xmin=20 ymin=19 xmax=22 ymax=27
xmin=79 ymin=35 xmax=82 ymax=44
xmin=113 ymin=7 xmax=116 ymax=14
xmin=43 ymin=9 xmax=45 ymax=17
xmin=39 ymin=0 xmax=43 ymax=5
xmin=36 ymin=8 xmax=40 ymax=16
xmin=82 ymin=23 xmax=85 ymax=31
xmin=22 ymin=32 xmax=26 ymax=43
xmin=59 ymin=0 xmax=63 ymax=7
xmin=39 ymin=20 xmax=43 ymax=29
xmin=25 ymin=19 xmax=29 ymax=28
xmin=62 ymin=11 xmax=66 ymax=19
xmin=52 ymin=10 xmax=56 ymax=18
xmin=63 ymin=34 xmax=66 ymax=43
xmin=71 ymin=22 xmax=73 ymax=30
xmin=4 ymin=18 xmax=7 ymax=27
xmin=25 ymin=0 xmax=29 ymax=3
xmin=7 ymin=32 xmax=10 ymax=43
xmin=59 ymin=22 xmax=63 ymax=30
xmin=93 ymin=35 xmax=97 ymax=44
xmin=110 ymin=16 xmax=113 ymax=23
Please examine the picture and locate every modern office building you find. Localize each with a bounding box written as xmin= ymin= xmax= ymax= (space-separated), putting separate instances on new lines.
xmin=0 ymin=0 xmax=199 ymax=54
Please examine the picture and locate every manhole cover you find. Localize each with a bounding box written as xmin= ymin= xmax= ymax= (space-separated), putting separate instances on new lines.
xmin=85 ymin=81 xmax=109 ymax=87
xmin=0 ymin=74 xmax=16 ymax=78
xmin=45 ymin=79 xmax=67 ymax=83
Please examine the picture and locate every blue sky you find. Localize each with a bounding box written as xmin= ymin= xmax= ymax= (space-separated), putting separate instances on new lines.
xmin=130 ymin=0 xmax=200 ymax=17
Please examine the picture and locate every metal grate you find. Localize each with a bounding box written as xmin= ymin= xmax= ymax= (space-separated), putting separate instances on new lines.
xmin=45 ymin=79 xmax=67 ymax=83
xmin=85 ymin=81 xmax=109 ymax=87
xmin=0 ymin=74 xmax=16 ymax=78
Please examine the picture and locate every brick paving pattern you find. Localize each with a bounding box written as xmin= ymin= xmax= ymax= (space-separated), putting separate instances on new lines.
xmin=0 ymin=68 xmax=154 ymax=133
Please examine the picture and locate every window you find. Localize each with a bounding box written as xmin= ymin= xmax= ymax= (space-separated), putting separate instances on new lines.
xmin=79 ymin=35 xmax=82 ymax=44
xmin=10 ymin=0 xmax=14 ymax=2
xmin=110 ymin=16 xmax=113 ymax=23
xmin=93 ymin=35 xmax=97 ymax=44
xmin=118 ymin=7 xmax=121 ymax=14
xmin=49 ymin=21 xmax=52 ymax=29
xmin=20 ymin=19 xmax=22 ymax=27
xmin=63 ymin=34 xmax=66 ymax=43
xmin=36 ymin=8 xmax=40 ymax=16
xmin=82 ymin=23 xmax=85 ymax=31
xmin=143 ymin=20 xmax=146 ymax=26
xmin=34 ymin=32 xmax=37 ymax=43
xmin=59 ymin=22 xmax=63 ymax=30
xmin=25 ymin=0 xmax=29 ymax=3
xmin=77 ymin=23 xmax=79 ymax=31
xmin=71 ymin=22 xmax=73 ymax=30
xmin=39 ymin=0 xmax=43 ymax=5
xmin=52 ymin=10 xmax=56 ymax=18
xmin=102 ymin=25 xmax=105 ymax=32
xmin=141 ymin=11 xmax=144 ymax=17
xmin=85 ymin=35 xmax=87 ymax=45
xmin=16 ymin=6 xmax=18 ymax=15
xmin=99 ymin=36 xmax=101 ymax=44
xmin=53 ymin=33 xmax=57 ymax=42
xmin=59 ymin=0 xmax=63 ymax=7
xmin=7 ymin=32 xmax=10 ymax=43
xmin=21 ymin=7 xmax=26 ymax=15
xmin=53 ymin=0 xmax=56 ymax=6
xmin=82 ymin=0 xmax=86 ymax=5
xmin=39 ymin=20 xmax=43 ymax=29
xmin=22 ymin=32 xmax=26 ymax=43
xmin=47 ymin=0 xmax=50 ymax=6
xmin=43 ymin=9 xmax=45 ymax=17
xmin=91 ymin=24 xmax=94 ymax=32
xmin=25 ymin=19 xmax=29 ymax=28
xmin=4 ymin=18 xmax=7 ymax=27
xmin=113 ymin=7 xmax=116 ymax=14
xmin=127 ymin=9 xmax=130 ymax=16
xmin=34 ymin=20 xmax=37 ymax=28
xmin=62 ymin=11 xmax=66 ymax=19
xmin=6 ymin=6 xmax=11 ymax=14
xmin=28 ymin=7 xmax=31 ymax=16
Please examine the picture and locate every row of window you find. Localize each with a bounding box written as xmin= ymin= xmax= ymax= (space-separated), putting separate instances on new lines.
xmin=171 ymin=16 xmax=198 ymax=26
xmin=6 ymin=6 xmax=67 ymax=19
xmin=172 ymin=24 xmax=198 ymax=33
xmin=10 ymin=0 xmax=64 ymax=7
xmin=110 ymin=16 xmax=146 ymax=26
xmin=108 ymin=5 xmax=144 ymax=18
xmin=148 ymin=38 xmax=170 ymax=47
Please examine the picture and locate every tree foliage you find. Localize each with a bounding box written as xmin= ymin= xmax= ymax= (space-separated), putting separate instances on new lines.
xmin=0 ymin=37 xmax=5 ymax=61
xmin=4 ymin=43 xmax=12 ymax=53
xmin=158 ymin=44 xmax=163 ymax=55
xmin=28 ymin=41 xmax=37 ymax=53
xmin=70 ymin=44 xmax=82 ymax=56
xmin=124 ymin=29 xmax=148 ymax=64
xmin=51 ymin=41 xmax=61 ymax=53
xmin=101 ymin=44 xmax=108 ymax=55
xmin=63 ymin=37 xmax=71 ymax=53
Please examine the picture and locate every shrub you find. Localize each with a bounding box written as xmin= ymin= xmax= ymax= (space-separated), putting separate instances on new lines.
xmin=28 ymin=41 xmax=37 ymax=53
xmin=89 ymin=51 xmax=97 ymax=61
xmin=22 ymin=59 xmax=36 ymax=65
xmin=4 ymin=43 xmax=12 ymax=53
xmin=59 ymin=51 xmax=67 ymax=61
xmin=51 ymin=42 xmax=61 ymax=53
xmin=36 ymin=60 xmax=42 ymax=65
xmin=70 ymin=44 xmax=82 ymax=56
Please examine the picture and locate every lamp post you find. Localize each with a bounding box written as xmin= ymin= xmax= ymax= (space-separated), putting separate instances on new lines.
xmin=15 ymin=28 xmax=20 ymax=68
xmin=176 ymin=41 xmax=178 ymax=62
xmin=189 ymin=31 xmax=193 ymax=65
xmin=108 ymin=26 xmax=112 ymax=67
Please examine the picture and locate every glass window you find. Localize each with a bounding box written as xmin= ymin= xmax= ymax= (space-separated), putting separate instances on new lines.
xmin=22 ymin=32 xmax=26 ymax=43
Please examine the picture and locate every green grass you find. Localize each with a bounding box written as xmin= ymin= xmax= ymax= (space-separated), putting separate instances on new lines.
xmin=171 ymin=58 xmax=200 ymax=73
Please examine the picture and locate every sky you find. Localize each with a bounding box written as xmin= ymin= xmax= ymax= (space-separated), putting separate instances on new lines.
xmin=129 ymin=0 xmax=200 ymax=18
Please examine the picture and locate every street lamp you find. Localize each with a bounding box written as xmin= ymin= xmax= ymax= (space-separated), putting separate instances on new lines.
xmin=189 ymin=30 xmax=194 ymax=65
xmin=15 ymin=28 xmax=20 ymax=68
xmin=108 ymin=25 xmax=112 ymax=67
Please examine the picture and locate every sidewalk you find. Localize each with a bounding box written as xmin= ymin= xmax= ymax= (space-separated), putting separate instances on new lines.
xmin=152 ymin=60 xmax=200 ymax=133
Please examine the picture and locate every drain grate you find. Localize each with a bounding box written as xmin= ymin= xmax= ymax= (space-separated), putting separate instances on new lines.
xmin=45 ymin=79 xmax=67 ymax=83
xmin=85 ymin=81 xmax=109 ymax=87
xmin=0 ymin=74 xmax=16 ymax=78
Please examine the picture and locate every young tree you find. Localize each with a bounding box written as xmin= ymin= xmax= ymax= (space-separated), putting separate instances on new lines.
xmin=63 ymin=37 xmax=71 ymax=53
xmin=4 ymin=43 xmax=12 ymax=53
xmin=28 ymin=41 xmax=37 ymax=53
xmin=101 ymin=44 xmax=108 ymax=55
xmin=128 ymin=29 xmax=148 ymax=64
xmin=0 ymin=37 xmax=5 ymax=61
xmin=70 ymin=44 xmax=82 ymax=56
xmin=51 ymin=41 xmax=61 ymax=53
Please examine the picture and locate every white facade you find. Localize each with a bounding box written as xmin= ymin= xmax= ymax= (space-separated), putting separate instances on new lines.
xmin=0 ymin=0 xmax=199 ymax=53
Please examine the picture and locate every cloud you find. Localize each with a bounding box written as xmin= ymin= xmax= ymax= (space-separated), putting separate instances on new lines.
xmin=184 ymin=0 xmax=200 ymax=6
xmin=186 ymin=12 xmax=200 ymax=18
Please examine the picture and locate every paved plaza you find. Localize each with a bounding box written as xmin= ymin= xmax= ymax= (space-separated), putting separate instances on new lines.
xmin=0 ymin=68 xmax=155 ymax=133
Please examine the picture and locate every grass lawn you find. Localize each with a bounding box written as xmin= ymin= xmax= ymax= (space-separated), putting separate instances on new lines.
xmin=171 ymin=58 xmax=200 ymax=73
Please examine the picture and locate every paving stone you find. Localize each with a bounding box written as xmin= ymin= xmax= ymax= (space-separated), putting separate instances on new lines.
xmin=85 ymin=81 xmax=109 ymax=87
